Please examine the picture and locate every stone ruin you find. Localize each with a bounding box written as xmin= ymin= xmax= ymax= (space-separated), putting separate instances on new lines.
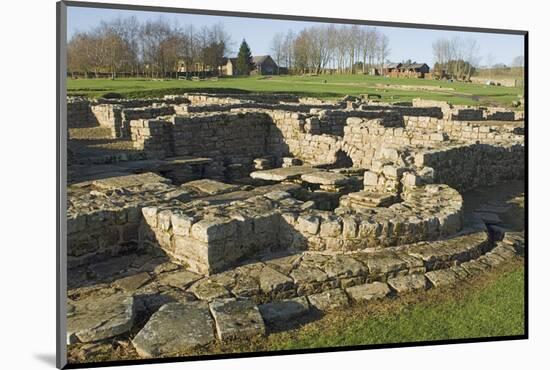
xmin=66 ymin=93 xmax=525 ymax=360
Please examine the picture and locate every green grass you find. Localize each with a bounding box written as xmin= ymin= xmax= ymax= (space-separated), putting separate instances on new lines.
xmin=266 ymin=264 xmax=525 ymax=350
xmin=67 ymin=75 xmax=524 ymax=107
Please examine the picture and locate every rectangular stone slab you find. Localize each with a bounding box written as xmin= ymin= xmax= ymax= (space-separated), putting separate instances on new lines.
xmin=67 ymin=293 xmax=135 ymax=344
xmin=301 ymin=171 xmax=351 ymax=186
xmin=259 ymin=296 xmax=310 ymax=325
xmin=345 ymin=282 xmax=391 ymax=302
xmin=347 ymin=191 xmax=397 ymax=207
xmin=184 ymin=179 xmax=240 ymax=195
xmin=92 ymin=172 xmax=170 ymax=190
xmin=250 ymin=166 xmax=316 ymax=181
xmin=131 ymin=301 xmax=215 ymax=358
xmin=307 ymin=288 xmax=350 ymax=311
xmin=209 ymin=299 xmax=266 ymax=341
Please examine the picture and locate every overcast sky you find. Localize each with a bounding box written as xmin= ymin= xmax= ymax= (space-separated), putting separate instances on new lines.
xmin=67 ymin=6 xmax=524 ymax=67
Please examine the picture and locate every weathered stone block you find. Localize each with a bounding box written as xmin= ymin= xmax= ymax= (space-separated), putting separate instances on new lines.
xmin=171 ymin=213 xmax=195 ymax=236
xmin=425 ymin=269 xmax=460 ymax=287
xmin=387 ymin=274 xmax=427 ymax=293
xmin=346 ymin=282 xmax=391 ymax=302
xmin=296 ymin=215 xmax=320 ymax=235
xmin=320 ymin=218 xmax=342 ymax=237
xmin=307 ymin=288 xmax=349 ymax=311
xmin=259 ymin=296 xmax=310 ymax=325
xmin=191 ymin=218 xmax=237 ymax=242
xmin=363 ymin=171 xmax=379 ymax=186
xmin=67 ymin=294 xmax=135 ymax=344
xmin=132 ymin=301 xmax=215 ymax=358
xmin=209 ymin=299 xmax=266 ymax=341
xmin=189 ymin=279 xmax=232 ymax=301
xmin=142 ymin=207 xmax=158 ymax=228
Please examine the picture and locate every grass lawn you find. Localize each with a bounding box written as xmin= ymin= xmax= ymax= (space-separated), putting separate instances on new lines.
xmin=265 ymin=263 xmax=525 ymax=351
xmin=67 ymin=75 xmax=524 ymax=107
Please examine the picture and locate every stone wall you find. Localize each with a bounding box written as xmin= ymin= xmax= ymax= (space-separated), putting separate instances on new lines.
xmin=67 ymin=173 xmax=182 ymax=268
xmin=141 ymin=183 xmax=463 ymax=275
xmin=67 ymin=206 xmax=143 ymax=268
xmin=95 ymin=96 xmax=189 ymax=108
xmin=67 ymin=98 xmax=96 ymax=127
xmin=341 ymin=118 xmax=419 ymax=168
xmin=175 ymin=102 xmax=342 ymax=115
xmin=130 ymin=112 xmax=274 ymax=165
xmin=92 ymin=105 xmax=175 ymax=138
xmin=130 ymin=119 xmax=174 ymax=158
xmin=171 ymin=113 xmax=271 ymax=161
xmin=91 ymin=104 xmax=123 ymax=135
xmin=184 ymin=93 xmax=299 ymax=104
xmin=414 ymin=143 xmax=525 ymax=192
xmin=359 ymin=104 xmax=444 ymax=119
xmin=317 ymin=109 xmax=403 ymax=136
xmin=450 ymin=108 xmax=484 ymax=121
xmin=412 ymin=98 xmax=522 ymax=121
xmin=404 ymin=116 xmax=524 ymax=144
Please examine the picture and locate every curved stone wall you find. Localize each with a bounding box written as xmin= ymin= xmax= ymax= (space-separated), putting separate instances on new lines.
xmin=142 ymin=183 xmax=463 ymax=275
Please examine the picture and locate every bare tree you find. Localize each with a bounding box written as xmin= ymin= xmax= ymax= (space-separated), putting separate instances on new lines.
xmin=511 ymin=55 xmax=524 ymax=68
xmin=270 ymin=33 xmax=284 ymax=74
xmin=464 ymin=38 xmax=480 ymax=80
xmin=283 ymin=30 xmax=295 ymax=71
xmin=376 ymin=33 xmax=390 ymax=72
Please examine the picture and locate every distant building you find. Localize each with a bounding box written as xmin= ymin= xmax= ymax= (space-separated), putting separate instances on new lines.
xmin=382 ymin=62 xmax=430 ymax=78
xmin=251 ymin=55 xmax=278 ymax=75
xmin=178 ymin=61 xmax=213 ymax=74
xmin=222 ymin=55 xmax=279 ymax=76
xmin=221 ymin=58 xmax=238 ymax=76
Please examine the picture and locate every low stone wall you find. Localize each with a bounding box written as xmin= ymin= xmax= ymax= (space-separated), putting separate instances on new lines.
xmin=414 ymin=143 xmax=525 ymax=192
xmin=91 ymin=104 xmax=122 ymax=134
xmin=130 ymin=119 xmax=174 ymax=158
xmin=67 ymin=98 xmax=96 ymax=127
xmin=317 ymin=109 xmax=403 ymax=136
xmin=92 ymin=105 xmax=175 ymax=138
xmin=176 ymin=102 xmax=343 ymax=115
xmin=67 ymin=173 xmax=183 ymax=267
xmin=184 ymin=93 xmax=299 ymax=104
xmin=67 ymin=205 xmax=143 ymax=268
xmin=404 ymin=116 xmax=524 ymax=144
xmin=172 ymin=112 xmax=271 ymax=160
xmin=341 ymin=118 xmax=425 ymax=168
xmin=412 ymin=98 xmax=522 ymax=121
xmin=95 ymin=96 xmax=189 ymax=108
xmin=141 ymin=183 xmax=463 ymax=275
xmin=359 ymin=104 xmax=444 ymax=119
xmin=264 ymin=111 xmax=345 ymax=166
xmin=450 ymin=107 xmax=484 ymax=121
xmin=484 ymin=108 xmax=517 ymax=121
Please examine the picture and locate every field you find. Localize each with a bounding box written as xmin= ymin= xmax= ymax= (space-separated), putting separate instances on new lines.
xmin=67 ymin=75 xmax=524 ymax=107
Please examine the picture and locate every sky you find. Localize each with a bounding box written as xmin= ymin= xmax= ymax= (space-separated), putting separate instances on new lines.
xmin=67 ymin=6 xmax=524 ymax=67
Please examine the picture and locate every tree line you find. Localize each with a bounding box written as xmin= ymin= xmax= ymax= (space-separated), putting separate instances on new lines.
xmin=270 ymin=25 xmax=390 ymax=75
xmin=68 ymin=16 xmax=231 ymax=78
xmin=431 ymin=37 xmax=481 ymax=80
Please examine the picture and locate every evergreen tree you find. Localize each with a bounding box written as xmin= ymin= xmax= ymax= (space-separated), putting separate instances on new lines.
xmin=236 ymin=39 xmax=254 ymax=75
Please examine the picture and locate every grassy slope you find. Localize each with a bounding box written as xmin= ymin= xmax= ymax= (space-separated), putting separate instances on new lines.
xmin=267 ymin=265 xmax=525 ymax=351
xmin=67 ymin=75 xmax=523 ymax=107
